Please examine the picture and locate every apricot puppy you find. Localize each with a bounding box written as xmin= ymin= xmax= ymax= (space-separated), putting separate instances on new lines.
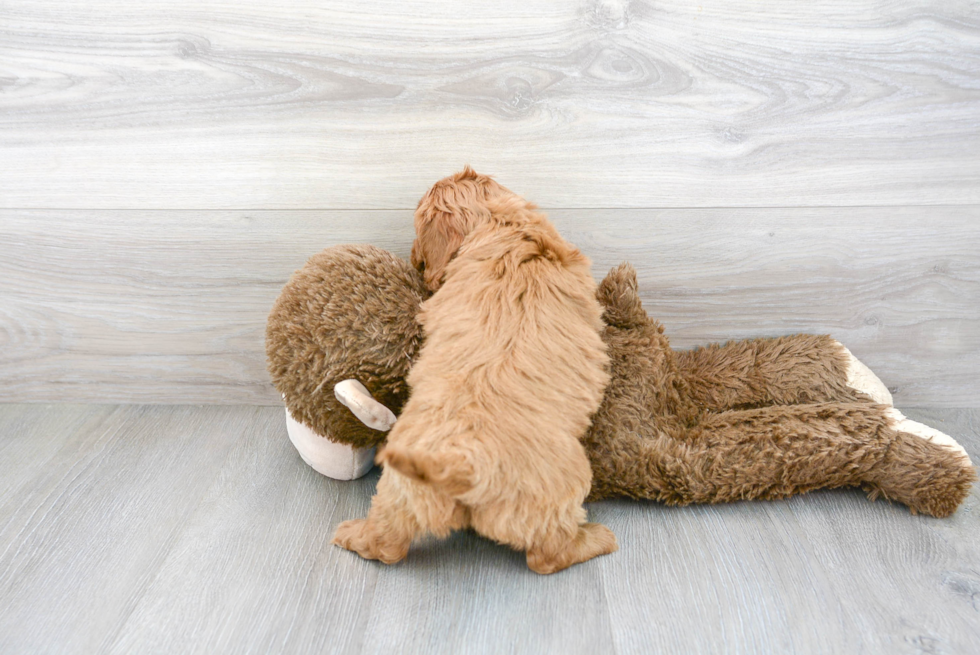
xmin=332 ymin=169 xmax=616 ymax=573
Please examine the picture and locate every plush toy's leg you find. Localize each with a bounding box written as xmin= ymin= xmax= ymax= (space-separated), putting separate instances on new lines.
xmin=586 ymin=403 xmax=975 ymax=517
xmin=332 ymin=464 xmax=468 ymax=564
xmin=860 ymin=408 xmax=976 ymax=518
xmin=674 ymin=335 xmax=891 ymax=411
xmin=594 ymin=402 xmax=892 ymax=504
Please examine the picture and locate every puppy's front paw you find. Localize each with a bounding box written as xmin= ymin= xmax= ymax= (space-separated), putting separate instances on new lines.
xmin=332 ymin=518 xmax=368 ymax=548
xmin=332 ymin=518 xmax=409 ymax=564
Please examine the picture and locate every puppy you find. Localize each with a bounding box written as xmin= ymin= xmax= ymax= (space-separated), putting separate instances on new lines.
xmin=332 ymin=168 xmax=616 ymax=574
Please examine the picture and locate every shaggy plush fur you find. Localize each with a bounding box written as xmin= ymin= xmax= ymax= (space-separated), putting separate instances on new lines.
xmin=588 ymin=263 xmax=975 ymax=517
xmin=265 ymin=246 xmax=428 ymax=449
xmin=266 ymin=169 xmax=976 ymax=525
xmin=332 ymin=188 xmax=615 ymax=574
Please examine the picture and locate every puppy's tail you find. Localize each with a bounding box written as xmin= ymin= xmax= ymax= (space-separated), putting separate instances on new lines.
xmin=378 ymin=445 xmax=475 ymax=496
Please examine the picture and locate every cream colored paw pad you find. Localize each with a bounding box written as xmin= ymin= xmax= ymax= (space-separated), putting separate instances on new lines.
xmin=885 ymin=408 xmax=972 ymax=465
xmin=836 ymin=342 xmax=893 ymax=405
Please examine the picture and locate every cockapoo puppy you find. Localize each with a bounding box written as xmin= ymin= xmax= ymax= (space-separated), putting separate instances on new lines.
xmin=332 ymin=168 xmax=616 ymax=574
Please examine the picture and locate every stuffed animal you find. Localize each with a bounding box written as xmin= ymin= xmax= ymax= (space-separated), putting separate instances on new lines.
xmin=266 ymin=245 xmax=975 ymax=518
xmin=266 ymin=245 xmax=425 ymax=480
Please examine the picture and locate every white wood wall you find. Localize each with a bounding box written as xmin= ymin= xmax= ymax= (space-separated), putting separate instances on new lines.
xmin=1 ymin=1 xmax=978 ymax=405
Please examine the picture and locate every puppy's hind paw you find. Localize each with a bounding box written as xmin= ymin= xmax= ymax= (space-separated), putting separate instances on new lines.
xmin=526 ymin=523 xmax=618 ymax=575
xmin=581 ymin=522 xmax=619 ymax=557
xmin=332 ymin=518 xmax=410 ymax=564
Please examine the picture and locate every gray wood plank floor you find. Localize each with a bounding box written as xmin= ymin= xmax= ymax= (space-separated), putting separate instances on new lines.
xmin=2 ymin=1 xmax=979 ymax=209
xmin=1 ymin=404 xmax=977 ymax=655
xmin=3 ymin=208 xmax=978 ymax=406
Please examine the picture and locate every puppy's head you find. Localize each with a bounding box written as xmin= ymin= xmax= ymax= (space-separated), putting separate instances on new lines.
xmin=412 ymin=166 xmax=512 ymax=291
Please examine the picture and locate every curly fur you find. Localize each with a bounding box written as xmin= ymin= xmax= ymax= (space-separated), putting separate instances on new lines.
xmin=410 ymin=166 xmax=515 ymax=291
xmin=332 ymin=183 xmax=616 ymax=574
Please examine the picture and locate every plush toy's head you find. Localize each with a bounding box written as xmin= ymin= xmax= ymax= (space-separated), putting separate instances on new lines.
xmin=267 ymin=240 xmax=643 ymax=454
xmin=266 ymin=245 xmax=429 ymax=449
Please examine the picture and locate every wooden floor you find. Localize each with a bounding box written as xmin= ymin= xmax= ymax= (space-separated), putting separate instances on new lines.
xmin=0 ymin=404 xmax=977 ymax=654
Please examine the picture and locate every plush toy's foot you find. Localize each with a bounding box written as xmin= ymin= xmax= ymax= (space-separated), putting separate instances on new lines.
xmin=864 ymin=409 xmax=976 ymax=517
xmin=834 ymin=341 xmax=893 ymax=405
xmin=885 ymin=408 xmax=972 ymax=465
xmin=284 ymin=407 xmax=375 ymax=480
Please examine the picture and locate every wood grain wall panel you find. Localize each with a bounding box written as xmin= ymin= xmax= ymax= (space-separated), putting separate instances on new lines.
xmin=2 ymin=207 xmax=977 ymax=405
xmin=1 ymin=1 xmax=978 ymax=209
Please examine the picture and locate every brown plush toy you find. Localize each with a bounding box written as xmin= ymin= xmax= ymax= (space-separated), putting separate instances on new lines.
xmin=267 ymin=246 xmax=975 ymax=518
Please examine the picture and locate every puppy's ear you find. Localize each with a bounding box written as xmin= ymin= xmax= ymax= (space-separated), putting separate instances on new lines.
xmin=410 ymin=238 xmax=424 ymax=273
xmin=414 ymin=209 xmax=467 ymax=291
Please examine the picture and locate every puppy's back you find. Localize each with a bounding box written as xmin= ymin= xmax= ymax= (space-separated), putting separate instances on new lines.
xmin=388 ymin=199 xmax=610 ymax=500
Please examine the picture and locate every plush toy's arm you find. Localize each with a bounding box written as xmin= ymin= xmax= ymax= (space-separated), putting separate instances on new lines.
xmin=284 ymin=380 xmax=397 ymax=481
xmin=334 ymin=380 xmax=397 ymax=431
xmin=674 ymin=334 xmax=892 ymax=411
xmin=596 ymin=264 xmax=888 ymax=408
